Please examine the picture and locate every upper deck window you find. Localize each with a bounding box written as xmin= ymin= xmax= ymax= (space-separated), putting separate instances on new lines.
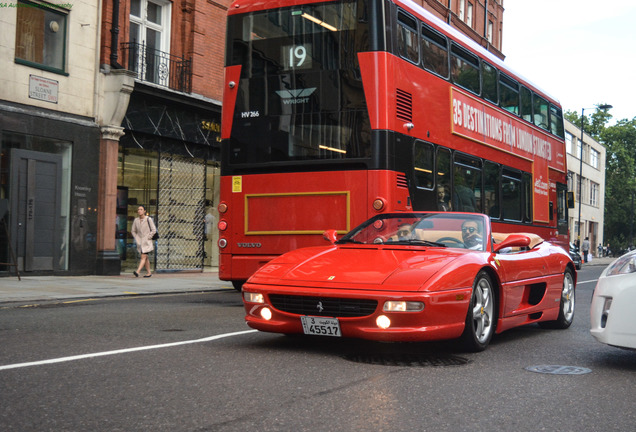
xmin=451 ymin=43 xmax=480 ymax=95
xmin=421 ymin=24 xmax=449 ymax=78
xmin=397 ymin=11 xmax=419 ymax=64
xmin=499 ymin=73 xmax=519 ymax=115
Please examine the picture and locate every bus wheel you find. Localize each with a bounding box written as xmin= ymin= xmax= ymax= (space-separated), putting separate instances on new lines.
xmin=232 ymin=280 xmax=245 ymax=292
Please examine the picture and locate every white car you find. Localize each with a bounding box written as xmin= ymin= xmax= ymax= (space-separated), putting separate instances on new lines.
xmin=590 ymin=250 xmax=636 ymax=349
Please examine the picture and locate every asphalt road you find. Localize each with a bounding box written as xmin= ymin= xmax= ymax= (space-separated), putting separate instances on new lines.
xmin=1 ymin=265 xmax=635 ymax=432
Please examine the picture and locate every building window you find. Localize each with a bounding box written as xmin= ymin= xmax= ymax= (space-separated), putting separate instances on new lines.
xmin=577 ymin=140 xmax=582 ymax=160
xmin=487 ymin=21 xmax=493 ymax=43
xmin=459 ymin=1 xmax=465 ymax=21
xmin=466 ymin=2 xmax=473 ymax=26
xmin=129 ymin=0 xmax=172 ymax=84
xmin=590 ymin=148 xmax=600 ymax=169
xmin=15 ymin=0 xmax=68 ymax=74
xmin=566 ymin=132 xmax=574 ymax=154
xmin=590 ymin=181 xmax=599 ymax=207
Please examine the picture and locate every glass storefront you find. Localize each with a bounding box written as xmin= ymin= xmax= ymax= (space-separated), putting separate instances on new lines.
xmin=117 ymin=145 xmax=220 ymax=273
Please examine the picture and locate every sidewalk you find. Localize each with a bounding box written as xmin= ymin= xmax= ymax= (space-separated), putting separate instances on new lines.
xmin=0 ymin=269 xmax=234 ymax=306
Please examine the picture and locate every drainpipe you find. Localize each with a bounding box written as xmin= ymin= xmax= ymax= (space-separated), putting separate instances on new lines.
xmin=483 ymin=0 xmax=489 ymax=41
xmin=447 ymin=0 xmax=451 ymax=24
xmin=110 ymin=0 xmax=123 ymax=69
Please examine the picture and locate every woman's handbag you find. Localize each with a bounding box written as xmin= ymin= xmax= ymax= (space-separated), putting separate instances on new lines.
xmin=147 ymin=218 xmax=158 ymax=240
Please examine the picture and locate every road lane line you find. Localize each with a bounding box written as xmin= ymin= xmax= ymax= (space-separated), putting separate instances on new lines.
xmin=0 ymin=329 xmax=258 ymax=371
xmin=577 ymin=279 xmax=598 ymax=285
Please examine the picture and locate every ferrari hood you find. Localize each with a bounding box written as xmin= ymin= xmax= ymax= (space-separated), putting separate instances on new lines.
xmin=254 ymin=246 xmax=465 ymax=290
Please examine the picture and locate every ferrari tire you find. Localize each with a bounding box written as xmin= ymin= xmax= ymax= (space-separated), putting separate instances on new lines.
xmin=460 ymin=270 xmax=497 ymax=352
xmin=539 ymin=268 xmax=575 ymax=329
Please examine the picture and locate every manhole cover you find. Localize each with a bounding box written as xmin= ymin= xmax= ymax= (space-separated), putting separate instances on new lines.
xmin=525 ymin=365 xmax=592 ymax=375
xmin=344 ymin=353 xmax=471 ymax=367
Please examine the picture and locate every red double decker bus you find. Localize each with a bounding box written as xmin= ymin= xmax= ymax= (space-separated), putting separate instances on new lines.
xmin=219 ymin=0 xmax=569 ymax=289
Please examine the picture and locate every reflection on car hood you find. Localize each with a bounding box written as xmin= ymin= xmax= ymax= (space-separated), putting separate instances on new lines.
xmin=253 ymin=246 xmax=465 ymax=290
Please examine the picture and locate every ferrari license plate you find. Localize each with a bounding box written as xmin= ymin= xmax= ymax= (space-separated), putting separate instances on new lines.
xmin=301 ymin=316 xmax=341 ymax=337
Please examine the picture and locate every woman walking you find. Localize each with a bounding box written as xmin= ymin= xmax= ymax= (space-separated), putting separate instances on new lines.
xmin=131 ymin=205 xmax=157 ymax=277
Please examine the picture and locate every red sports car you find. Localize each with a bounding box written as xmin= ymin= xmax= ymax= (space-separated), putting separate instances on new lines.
xmin=242 ymin=212 xmax=576 ymax=351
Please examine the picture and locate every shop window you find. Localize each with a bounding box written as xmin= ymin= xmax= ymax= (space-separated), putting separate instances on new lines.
xmin=15 ymin=0 xmax=68 ymax=74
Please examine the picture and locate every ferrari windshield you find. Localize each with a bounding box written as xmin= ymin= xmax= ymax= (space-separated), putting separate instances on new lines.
xmin=338 ymin=213 xmax=488 ymax=251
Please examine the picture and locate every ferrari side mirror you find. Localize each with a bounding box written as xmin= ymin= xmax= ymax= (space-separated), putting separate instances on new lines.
xmin=323 ymin=229 xmax=338 ymax=245
xmin=493 ymin=234 xmax=531 ymax=253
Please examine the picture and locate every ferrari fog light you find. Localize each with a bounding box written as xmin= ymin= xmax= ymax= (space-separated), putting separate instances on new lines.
xmin=376 ymin=315 xmax=391 ymax=329
xmin=260 ymin=307 xmax=272 ymax=321
xmin=383 ymin=301 xmax=425 ymax=312
xmin=244 ymin=292 xmax=264 ymax=304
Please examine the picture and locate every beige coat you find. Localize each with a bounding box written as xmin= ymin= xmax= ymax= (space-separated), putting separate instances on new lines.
xmin=132 ymin=216 xmax=157 ymax=254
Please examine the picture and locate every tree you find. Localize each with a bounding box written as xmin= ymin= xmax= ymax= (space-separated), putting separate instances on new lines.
xmin=602 ymin=118 xmax=636 ymax=251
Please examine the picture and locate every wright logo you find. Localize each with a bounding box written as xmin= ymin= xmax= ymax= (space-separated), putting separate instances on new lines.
xmin=275 ymin=88 xmax=316 ymax=104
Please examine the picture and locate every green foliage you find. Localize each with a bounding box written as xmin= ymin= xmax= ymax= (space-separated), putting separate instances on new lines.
xmin=599 ymin=116 xmax=636 ymax=249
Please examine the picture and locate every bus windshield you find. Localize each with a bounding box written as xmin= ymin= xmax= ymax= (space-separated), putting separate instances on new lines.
xmin=226 ymin=0 xmax=372 ymax=165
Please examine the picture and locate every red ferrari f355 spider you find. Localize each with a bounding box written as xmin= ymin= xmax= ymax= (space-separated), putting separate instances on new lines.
xmin=242 ymin=212 xmax=576 ymax=351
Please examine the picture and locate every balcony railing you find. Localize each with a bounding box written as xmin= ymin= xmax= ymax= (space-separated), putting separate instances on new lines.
xmin=122 ymin=42 xmax=192 ymax=93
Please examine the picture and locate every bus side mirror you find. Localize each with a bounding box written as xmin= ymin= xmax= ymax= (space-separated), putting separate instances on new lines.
xmin=323 ymin=229 xmax=338 ymax=245
xmin=567 ymin=191 xmax=575 ymax=209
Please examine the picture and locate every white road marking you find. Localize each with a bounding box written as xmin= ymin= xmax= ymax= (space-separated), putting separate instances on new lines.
xmin=577 ymin=279 xmax=598 ymax=285
xmin=0 ymin=329 xmax=258 ymax=371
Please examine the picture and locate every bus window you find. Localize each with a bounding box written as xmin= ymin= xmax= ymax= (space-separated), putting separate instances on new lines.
xmin=550 ymin=105 xmax=565 ymax=138
xmin=533 ymin=94 xmax=549 ymax=130
xmin=499 ymin=73 xmax=519 ymax=115
xmin=523 ymin=172 xmax=533 ymax=222
xmin=450 ymin=43 xmax=480 ymax=95
xmin=502 ymin=169 xmax=522 ymax=221
xmin=421 ymin=24 xmax=449 ymax=78
xmin=436 ymin=147 xmax=451 ymax=211
xmin=484 ymin=161 xmax=500 ymax=219
xmin=453 ymin=154 xmax=481 ymax=212
xmin=414 ymin=141 xmax=434 ymax=189
xmin=520 ymin=86 xmax=532 ymax=123
xmin=398 ymin=10 xmax=419 ymax=64
xmin=482 ymin=62 xmax=498 ymax=104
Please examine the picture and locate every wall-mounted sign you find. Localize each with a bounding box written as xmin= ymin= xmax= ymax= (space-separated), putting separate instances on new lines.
xmin=29 ymin=75 xmax=59 ymax=104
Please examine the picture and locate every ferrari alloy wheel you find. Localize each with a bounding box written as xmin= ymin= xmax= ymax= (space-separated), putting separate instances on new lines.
xmin=460 ymin=271 xmax=496 ymax=352
xmin=539 ymin=268 xmax=575 ymax=329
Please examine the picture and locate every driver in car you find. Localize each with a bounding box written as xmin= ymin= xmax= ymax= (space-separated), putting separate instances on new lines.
xmin=397 ymin=223 xmax=415 ymax=240
xmin=461 ymin=220 xmax=483 ymax=250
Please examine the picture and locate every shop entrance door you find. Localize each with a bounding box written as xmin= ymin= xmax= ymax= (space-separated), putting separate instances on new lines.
xmin=10 ymin=149 xmax=63 ymax=271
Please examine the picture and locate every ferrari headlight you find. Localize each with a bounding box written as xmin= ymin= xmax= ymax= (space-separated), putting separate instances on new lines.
xmin=383 ymin=301 xmax=425 ymax=312
xmin=606 ymin=252 xmax=636 ymax=276
xmin=244 ymin=292 xmax=265 ymax=303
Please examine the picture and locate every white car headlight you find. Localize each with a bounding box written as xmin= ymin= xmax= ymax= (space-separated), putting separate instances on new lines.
xmin=606 ymin=252 xmax=636 ymax=276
